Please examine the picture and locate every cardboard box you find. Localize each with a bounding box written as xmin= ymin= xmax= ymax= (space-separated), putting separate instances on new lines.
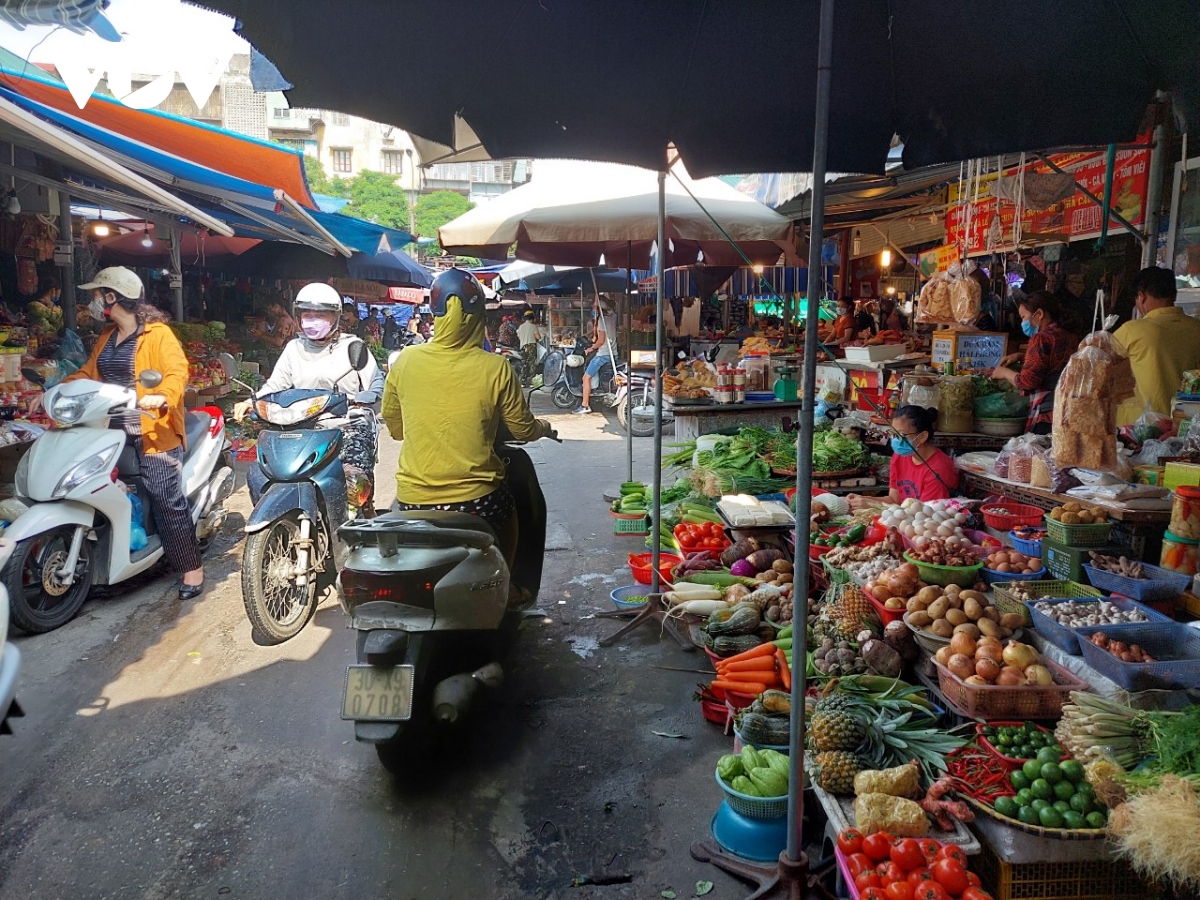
xmin=1042 ymin=539 xmax=1127 ymax=583
xmin=1133 ymin=464 xmax=1165 ymax=486
xmin=844 ymin=343 xmax=906 ymax=362
xmin=930 ymin=330 xmax=1008 ymax=370
xmin=1165 ymin=461 xmax=1200 ymax=492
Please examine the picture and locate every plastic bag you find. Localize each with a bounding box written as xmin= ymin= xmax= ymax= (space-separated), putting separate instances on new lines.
xmin=1009 ymin=442 xmax=1035 ymax=484
xmin=1187 ymin=413 xmax=1200 ymax=454
xmin=55 ymin=329 xmax=87 ymax=368
xmin=974 ymin=390 xmax=1030 ymax=419
xmin=1131 ymin=437 xmax=1186 ymax=468
xmin=1030 ymin=448 xmax=1079 ymax=493
xmin=950 ymin=272 xmax=982 ymax=325
xmin=1131 ymin=406 xmax=1174 ymax=444
xmin=917 ymin=271 xmax=955 ymax=324
xmin=1051 ymin=331 xmax=1134 ymax=469
xmin=994 ymin=438 xmax=1017 ymax=479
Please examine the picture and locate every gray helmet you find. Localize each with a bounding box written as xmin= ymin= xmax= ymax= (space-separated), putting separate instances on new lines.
xmin=429 ymin=267 xmax=485 ymax=317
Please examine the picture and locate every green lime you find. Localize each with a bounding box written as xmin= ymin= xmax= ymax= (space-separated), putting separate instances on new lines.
xmin=1076 ymin=781 xmax=1095 ymax=798
xmin=1069 ymin=793 xmax=1093 ymax=815
xmin=1031 ymin=778 xmax=1054 ymax=801
xmin=1029 ymin=731 xmax=1047 ymax=746
xmin=1031 ymin=798 xmax=1050 ymax=811
xmin=1086 ymin=811 xmax=1108 ymax=829
xmin=1037 ymin=746 xmax=1062 ymax=765
xmin=1040 ymin=762 xmax=1064 ymax=784
xmin=1062 ymin=811 xmax=1086 ymax=830
xmin=1023 ymin=759 xmax=1043 ymax=781
xmin=1018 ymin=805 xmax=1041 ymax=826
xmin=1039 ymin=806 xmax=1065 ymax=828
xmin=994 ymin=796 xmax=1019 ymax=818
xmin=1060 ymin=760 xmax=1085 ymax=784
xmin=1054 ymin=780 xmax=1077 ymax=802
xmin=1018 ymin=744 xmax=1035 ymax=759
xmin=1010 ymin=771 xmax=1031 ymax=791
xmin=1015 ymin=788 xmax=1035 ymax=807
xmin=1053 ymin=800 xmax=1072 ymax=813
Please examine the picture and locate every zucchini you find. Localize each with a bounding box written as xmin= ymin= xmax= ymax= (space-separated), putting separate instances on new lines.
xmin=706 ymin=604 xmax=761 ymax=636
xmin=737 ymin=712 xmax=790 ymax=747
xmin=712 ymin=634 xmax=762 ymax=656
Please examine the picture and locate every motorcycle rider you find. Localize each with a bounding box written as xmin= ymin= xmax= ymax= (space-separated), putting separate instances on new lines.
xmin=381 ymin=268 xmax=554 ymax=583
xmin=234 ymin=283 xmax=384 ymax=508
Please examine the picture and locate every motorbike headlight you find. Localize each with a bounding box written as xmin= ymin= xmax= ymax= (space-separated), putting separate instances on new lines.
xmin=257 ymin=395 xmax=331 ymax=426
xmin=48 ymin=390 xmax=97 ymax=426
xmin=52 ymin=446 xmax=118 ymax=499
xmin=14 ymin=451 xmax=29 ymax=498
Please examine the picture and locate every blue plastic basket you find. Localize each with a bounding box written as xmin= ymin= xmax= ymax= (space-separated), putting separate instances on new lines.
xmin=714 ymin=769 xmax=788 ymax=820
xmin=610 ymin=584 xmax=654 ymax=611
xmin=982 ymin=565 xmax=1047 ymax=586
xmin=1082 ymin=562 xmax=1191 ymax=604
xmin=1009 ymin=529 xmax=1044 ymax=557
xmin=1026 ymin=596 xmax=1172 ymax=655
xmin=1075 ymin=623 xmax=1200 ymax=690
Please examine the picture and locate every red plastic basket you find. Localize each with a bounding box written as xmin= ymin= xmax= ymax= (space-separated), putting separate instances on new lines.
xmin=981 ymin=499 xmax=1046 ymax=530
xmin=627 ymin=552 xmax=681 ymax=585
xmin=863 ymin=584 xmax=906 ymax=625
xmin=934 ymin=656 xmax=1087 ymax=719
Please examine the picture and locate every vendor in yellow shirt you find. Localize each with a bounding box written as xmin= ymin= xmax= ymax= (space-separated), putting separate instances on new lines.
xmin=1113 ymin=266 xmax=1200 ymax=426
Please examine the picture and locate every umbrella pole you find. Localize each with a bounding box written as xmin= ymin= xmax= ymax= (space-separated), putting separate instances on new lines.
xmin=650 ymin=171 xmax=666 ymax=593
xmin=693 ymin=1 xmax=837 ymax=897
xmin=626 ymin=241 xmax=634 ymax=483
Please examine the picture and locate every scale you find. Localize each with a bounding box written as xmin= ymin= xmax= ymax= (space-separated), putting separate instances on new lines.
xmin=772 ymin=361 xmax=799 ymax=402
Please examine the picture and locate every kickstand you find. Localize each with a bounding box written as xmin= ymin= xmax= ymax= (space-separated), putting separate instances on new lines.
xmin=596 ymin=600 xmax=695 ymax=650
xmin=689 ymin=844 xmax=834 ymax=900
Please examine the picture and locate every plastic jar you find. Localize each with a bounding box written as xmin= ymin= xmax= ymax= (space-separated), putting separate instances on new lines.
xmin=1170 ymin=485 xmax=1200 ymax=540
xmin=714 ymin=388 xmax=734 ymax=404
xmin=733 ymin=367 xmax=747 ymax=387
xmin=937 ymin=375 xmax=975 ymax=434
xmin=1160 ymin=530 xmax=1200 ymax=576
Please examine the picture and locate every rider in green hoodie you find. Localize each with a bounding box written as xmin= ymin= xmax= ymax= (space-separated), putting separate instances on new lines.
xmin=381 ymin=269 xmax=554 ymax=563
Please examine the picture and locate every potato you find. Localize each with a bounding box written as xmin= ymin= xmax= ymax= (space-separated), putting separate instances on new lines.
xmin=959 ymin=590 xmax=986 ymax=605
xmin=884 ymin=598 xmax=906 ymax=610
xmin=1000 ymin=613 xmax=1027 ymax=630
xmin=953 ymin=622 xmax=982 ymax=639
xmin=930 ymin=618 xmax=954 ymax=637
xmin=946 ymin=593 xmax=964 ymax=610
xmin=963 ymin=597 xmax=984 ymax=621
xmin=907 ymin=597 xmax=929 ymax=613
xmin=998 ymin=626 xmax=1014 ymax=639
xmin=908 ymin=610 xmax=933 ymax=627
xmin=945 ymin=608 xmax=969 ymax=626
xmin=926 ymin=597 xmax=950 ymax=620
xmin=944 ymin=584 xmax=962 ymax=597
xmin=772 ymin=559 xmax=794 ymax=575
xmin=977 ymin=617 xmax=1002 ymax=638
xmin=982 ymin=606 xmax=1001 ymax=622
xmin=915 ymin=586 xmax=943 ymax=606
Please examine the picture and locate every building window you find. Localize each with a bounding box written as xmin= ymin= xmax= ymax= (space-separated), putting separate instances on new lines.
xmin=381 ymin=151 xmax=403 ymax=175
xmin=332 ymin=148 xmax=353 ymax=173
xmin=330 ymin=111 xmax=350 ymax=126
xmin=273 ymin=107 xmax=291 ymax=119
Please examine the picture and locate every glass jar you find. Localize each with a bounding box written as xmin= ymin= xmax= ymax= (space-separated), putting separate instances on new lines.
xmin=1170 ymin=485 xmax=1200 ymax=540
xmin=1160 ymin=530 xmax=1200 ymax=576
xmin=714 ymin=387 xmax=734 ymax=404
xmin=733 ymin=367 xmax=747 ymax=387
xmin=741 ymin=356 xmax=770 ymax=392
xmin=937 ymin=374 xmax=975 ymax=434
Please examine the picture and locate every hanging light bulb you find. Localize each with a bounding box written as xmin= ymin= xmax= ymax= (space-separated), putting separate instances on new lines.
xmin=852 ymin=229 xmax=862 ymax=256
xmin=141 ymin=227 xmax=154 ymax=248
xmin=886 ymin=286 xmax=897 ymax=295
xmin=598 ymin=253 xmax=606 ymax=266
xmin=5 ymin=190 xmax=20 ymax=216
xmin=880 ymin=248 xmax=892 ymax=268
xmin=92 ymin=210 xmax=109 ymax=237
xmin=696 ymin=248 xmax=704 ymax=263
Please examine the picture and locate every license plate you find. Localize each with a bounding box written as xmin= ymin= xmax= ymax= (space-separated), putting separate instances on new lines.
xmin=340 ymin=665 xmax=415 ymax=721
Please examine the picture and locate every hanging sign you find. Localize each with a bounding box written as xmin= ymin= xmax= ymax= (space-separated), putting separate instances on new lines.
xmin=53 ymin=242 xmax=72 ymax=266
xmin=946 ymin=140 xmax=1151 ymax=256
xmin=917 ymin=244 xmax=959 ymax=278
xmin=387 ymin=286 xmax=424 ymax=304
xmin=329 ymin=278 xmax=387 ymax=299
xmin=168 ymin=274 xmax=182 ymax=289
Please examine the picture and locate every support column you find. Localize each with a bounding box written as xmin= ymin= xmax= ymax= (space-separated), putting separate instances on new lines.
xmin=57 ymin=189 xmax=76 ymax=331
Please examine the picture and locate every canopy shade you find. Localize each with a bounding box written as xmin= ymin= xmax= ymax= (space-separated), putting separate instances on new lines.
xmin=202 ymin=0 xmax=1198 ymax=176
xmin=495 ymin=261 xmax=632 ymax=294
xmin=219 ymin=241 xmax=432 ymax=286
xmin=96 ymin=225 xmax=259 ymax=267
xmin=439 ymin=159 xmax=796 ymax=268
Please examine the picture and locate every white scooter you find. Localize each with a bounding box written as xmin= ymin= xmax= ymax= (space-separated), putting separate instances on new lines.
xmin=3 ymin=361 xmax=236 ymax=634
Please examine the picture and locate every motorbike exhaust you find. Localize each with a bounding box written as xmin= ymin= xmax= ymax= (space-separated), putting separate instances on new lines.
xmin=431 ymin=662 xmax=504 ymax=724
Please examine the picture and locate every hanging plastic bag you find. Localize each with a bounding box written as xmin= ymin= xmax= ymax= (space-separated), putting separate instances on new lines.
xmin=1051 ymin=331 xmax=1135 ymax=469
xmin=916 ymin=271 xmax=955 ymax=324
xmin=950 ymin=270 xmax=982 ymax=325
xmin=1129 ymin=406 xmax=1175 ymax=444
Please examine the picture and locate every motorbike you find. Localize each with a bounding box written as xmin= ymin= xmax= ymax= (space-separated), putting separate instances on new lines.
xmin=0 ymin=538 xmax=22 ymax=735
xmin=3 ymin=364 xmax=236 ymax=634
xmin=615 ymin=369 xmax=675 ymax=437
xmin=335 ymin=430 xmax=554 ymax=773
xmin=241 ymin=340 xmax=376 ymax=644
xmin=541 ymin=336 xmax=624 ymax=411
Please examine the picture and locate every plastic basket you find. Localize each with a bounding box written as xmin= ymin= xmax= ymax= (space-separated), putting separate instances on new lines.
xmin=980 ymin=501 xmax=1045 ymax=530
xmin=1026 ymin=596 xmax=1171 ymax=655
xmin=1075 ymin=623 xmax=1200 ymax=690
xmin=975 ymin=721 xmax=1067 ymax=765
xmin=1044 ymin=514 xmax=1112 ymax=548
xmin=628 ymin=552 xmax=681 ymax=585
xmin=993 ymin=579 xmax=1102 ymax=626
xmin=714 ymin=769 xmax=788 ymax=820
xmin=613 ymin=514 xmax=649 ymax=536
xmin=1008 ymin=529 xmax=1044 ymax=557
xmin=903 ymin=551 xmax=983 ymax=587
xmin=981 ymin=565 xmax=1047 ymax=586
xmin=933 ymin=656 xmax=1086 ymax=719
xmin=863 ymin=585 xmax=906 ymax=625
xmin=610 ymin=584 xmax=654 ymax=611
xmin=1083 ymin=562 xmax=1191 ymax=603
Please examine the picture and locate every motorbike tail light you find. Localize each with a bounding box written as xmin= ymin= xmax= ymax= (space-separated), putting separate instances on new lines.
xmin=339 ymin=562 xmax=457 ymax=611
xmin=111 ymin=468 xmax=119 ymax=482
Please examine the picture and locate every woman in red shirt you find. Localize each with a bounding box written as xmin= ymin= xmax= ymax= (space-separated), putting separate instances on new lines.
xmin=887 ymin=405 xmax=959 ymax=502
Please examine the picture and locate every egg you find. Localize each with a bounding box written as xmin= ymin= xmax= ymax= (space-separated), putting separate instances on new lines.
xmin=955 ymin=512 xmax=968 ymax=524
xmin=937 ymin=523 xmax=954 ymax=537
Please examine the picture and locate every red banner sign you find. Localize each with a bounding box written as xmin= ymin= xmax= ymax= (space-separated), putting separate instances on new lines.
xmin=945 ymin=142 xmax=1151 ymax=256
xmin=388 ymin=286 xmax=425 ymax=304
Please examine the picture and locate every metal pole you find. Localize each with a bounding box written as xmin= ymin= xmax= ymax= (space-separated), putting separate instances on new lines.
xmin=57 ymin=189 xmax=76 ymax=331
xmin=169 ymin=227 xmax=184 ymax=321
xmin=1142 ymin=123 xmax=1166 ymax=267
xmin=788 ymin=0 xmax=835 ymax=865
xmin=650 ymin=171 xmax=666 ymax=593
xmin=626 ymin=242 xmax=634 ymax=482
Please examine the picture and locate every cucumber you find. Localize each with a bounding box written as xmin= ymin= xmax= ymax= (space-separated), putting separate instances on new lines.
xmin=679 ymin=571 xmax=758 ymax=588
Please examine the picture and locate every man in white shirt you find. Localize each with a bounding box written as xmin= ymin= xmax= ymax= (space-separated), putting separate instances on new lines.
xmin=516 ymin=310 xmax=541 ymax=387
xmin=577 ymin=301 xmax=616 ymax=414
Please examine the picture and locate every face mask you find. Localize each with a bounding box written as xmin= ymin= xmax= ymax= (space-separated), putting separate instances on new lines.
xmin=301 ymin=314 xmax=334 ymax=340
xmin=88 ymin=297 xmax=105 ymax=318
xmin=891 ymin=436 xmax=916 ymax=456
xmin=1021 ymin=319 xmax=1037 ymax=337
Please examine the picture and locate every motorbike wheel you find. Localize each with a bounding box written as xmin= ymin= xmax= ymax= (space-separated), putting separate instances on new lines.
xmin=4 ymin=527 xmax=94 ymax=634
xmin=551 ymin=385 xmax=577 ymax=409
xmin=617 ymin=397 xmax=657 ymax=437
xmin=241 ymin=513 xmax=320 ymax=645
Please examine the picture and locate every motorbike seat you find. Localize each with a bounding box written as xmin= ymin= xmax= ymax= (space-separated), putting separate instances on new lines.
xmin=381 ymin=508 xmax=497 ymax=538
xmin=184 ymin=410 xmax=211 ymax=454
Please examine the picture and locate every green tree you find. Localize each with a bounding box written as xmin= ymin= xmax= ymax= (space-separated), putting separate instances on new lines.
xmin=301 ymin=155 xmax=350 ymax=198
xmin=340 ymin=170 xmax=411 ymax=231
xmin=414 ymin=191 xmax=473 ymax=256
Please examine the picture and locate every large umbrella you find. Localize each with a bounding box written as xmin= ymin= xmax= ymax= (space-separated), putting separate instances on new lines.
xmin=96 ymin=225 xmax=259 ymax=267
xmin=497 ymin=262 xmax=634 ymax=295
xmin=220 ymin=242 xmax=431 ymax=287
xmin=438 ymin=158 xmax=797 ymax=268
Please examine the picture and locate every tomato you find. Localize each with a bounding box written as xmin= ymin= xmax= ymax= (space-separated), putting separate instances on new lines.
xmin=836 ymin=829 xmax=864 ymax=856
xmin=846 ymin=853 xmax=873 ymax=879
xmin=931 ymin=859 xmax=969 ymax=897
xmin=890 ymin=838 xmax=925 ymax=872
xmin=961 ymin=888 xmax=995 ymax=900
xmin=881 ymin=862 xmax=906 ymax=886
xmin=856 ymin=871 xmax=883 ymax=891
xmin=861 ymin=889 xmax=888 ymax=900
xmin=918 ymin=839 xmax=942 ymax=862
xmin=886 ymin=884 xmax=915 ymax=900
xmin=937 ymin=845 xmax=968 ymax=867
xmin=862 ymin=831 xmax=894 ymax=862
xmin=964 ymin=872 xmax=981 ymax=889
xmin=907 ymin=868 xmax=935 ymax=886
xmin=914 ymin=884 xmax=950 ymax=900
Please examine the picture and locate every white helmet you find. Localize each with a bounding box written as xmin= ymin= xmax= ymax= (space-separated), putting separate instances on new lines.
xmin=294 ymin=281 xmax=342 ymax=313
xmin=294 ymin=282 xmax=343 ymax=347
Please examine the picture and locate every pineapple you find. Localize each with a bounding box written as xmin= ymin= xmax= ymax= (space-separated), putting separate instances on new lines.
xmin=812 ymin=750 xmax=866 ymax=795
xmin=809 ymin=699 xmax=866 ymax=752
xmin=828 ymin=584 xmax=878 ymax=637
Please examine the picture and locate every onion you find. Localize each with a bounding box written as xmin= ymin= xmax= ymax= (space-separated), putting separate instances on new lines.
xmin=935 ymin=645 xmax=954 ymax=667
xmin=975 ymin=642 xmax=1004 ymax=663
xmin=1002 ymin=640 xmax=1039 ymax=670
xmin=1024 ymin=664 xmax=1055 ymax=685
xmin=997 ymin=665 xmax=1024 ymax=686
xmin=949 ymin=632 xmax=977 ymax=657
xmin=948 ymin=653 xmax=975 ymax=680
xmin=898 ymin=563 xmax=920 ymax=579
xmin=975 ymin=657 xmax=1001 ymax=682
xmin=887 ymin=575 xmax=909 ymax=596
xmin=964 ymin=675 xmax=989 ymax=686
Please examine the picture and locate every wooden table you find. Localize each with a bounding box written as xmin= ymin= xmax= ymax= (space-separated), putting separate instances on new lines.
xmin=667 ymin=399 xmax=803 ymax=440
xmin=931 ymin=432 xmax=1010 ymax=452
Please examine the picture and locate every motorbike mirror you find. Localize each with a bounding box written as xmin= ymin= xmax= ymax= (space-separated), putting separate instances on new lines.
xmin=387 ymin=350 xmax=402 ymax=371
xmin=348 ymin=340 xmax=370 ymax=371
xmin=138 ymin=369 xmax=164 ymax=389
xmin=21 ymin=367 xmax=45 ymax=386
xmin=217 ymin=352 xmax=239 ymax=383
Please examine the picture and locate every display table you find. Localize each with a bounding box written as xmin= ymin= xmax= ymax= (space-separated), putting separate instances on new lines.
xmin=931 ymin=432 xmax=1011 ymax=452
xmin=668 ymin=399 xmax=803 ymax=440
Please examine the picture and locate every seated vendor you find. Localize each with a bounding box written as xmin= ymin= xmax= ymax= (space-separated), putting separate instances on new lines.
xmin=848 ymin=405 xmax=958 ymax=510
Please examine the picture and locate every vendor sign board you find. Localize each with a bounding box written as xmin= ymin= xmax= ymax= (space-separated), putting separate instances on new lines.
xmin=946 ymin=142 xmax=1151 ymax=256
xmin=388 ymin=286 xmax=424 ymax=305
xmin=917 ymin=244 xmax=959 ymax=277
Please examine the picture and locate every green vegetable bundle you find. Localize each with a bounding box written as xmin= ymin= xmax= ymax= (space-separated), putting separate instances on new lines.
xmin=811 ymin=430 xmax=867 ymax=474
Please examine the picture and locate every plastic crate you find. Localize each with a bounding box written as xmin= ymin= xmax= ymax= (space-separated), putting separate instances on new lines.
xmin=613 ymin=514 xmax=649 ymax=536
xmin=1008 ymin=529 xmax=1044 ymax=557
xmin=933 ymin=656 xmax=1086 ymax=719
xmin=1075 ymin=623 xmax=1200 ymax=690
xmin=1044 ymin=514 xmax=1113 ymax=548
xmin=1083 ymin=562 xmax=1192 ymax=604
xmin=993 ymin=579 xmax=1102 ymax=626
xmin=981 ymin=565 xmax=1047 ymax=586
xmin=981 ymin=501 xmax=1045 ymax=530
xmin=1026 ymin=596 xmax=1171 ymax=655
xmin=714 ymin=769 xmax=787 ymax=820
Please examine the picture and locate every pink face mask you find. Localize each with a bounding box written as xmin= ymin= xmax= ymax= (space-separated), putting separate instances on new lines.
xmin=300 ymin=313 xmax=334 ymax=340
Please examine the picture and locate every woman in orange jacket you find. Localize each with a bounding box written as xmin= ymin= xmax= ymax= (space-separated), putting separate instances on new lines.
xmin=69 ymin=268 xmax=205 ymax=599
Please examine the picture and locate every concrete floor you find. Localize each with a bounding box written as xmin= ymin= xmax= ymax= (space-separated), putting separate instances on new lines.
xmin=0 ymin=394 xmax=763 ymax=900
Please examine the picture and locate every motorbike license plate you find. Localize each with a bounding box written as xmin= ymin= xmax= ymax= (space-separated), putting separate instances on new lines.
xmin=340 ymin=665 xmax=415 ymax=721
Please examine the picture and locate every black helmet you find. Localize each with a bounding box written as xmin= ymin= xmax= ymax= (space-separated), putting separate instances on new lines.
xmin=429 ymin=267 xmax=485 ymax=317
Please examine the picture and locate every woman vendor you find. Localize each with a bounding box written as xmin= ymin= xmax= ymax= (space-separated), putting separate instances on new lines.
xmin=990 ymin=291 xmax=1078 ymax=435
xmin=830 ymin=299 xmax=862 ymax=349
xmin=847 ymin=405 xmax=958 ymax=510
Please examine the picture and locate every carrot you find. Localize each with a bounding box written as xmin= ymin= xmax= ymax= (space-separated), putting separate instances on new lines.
xmin=714 ymin=671 xmax=781 ymax=689
xmin=715 ymin=643 xmax=777 ymax=666
xmin=777 ymin=649 xmax=791 ymax=691
xmin=717 ymin=657 xmax=778 ymax=675
xmin=712 ymin=679 xmax=768 ymax=695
